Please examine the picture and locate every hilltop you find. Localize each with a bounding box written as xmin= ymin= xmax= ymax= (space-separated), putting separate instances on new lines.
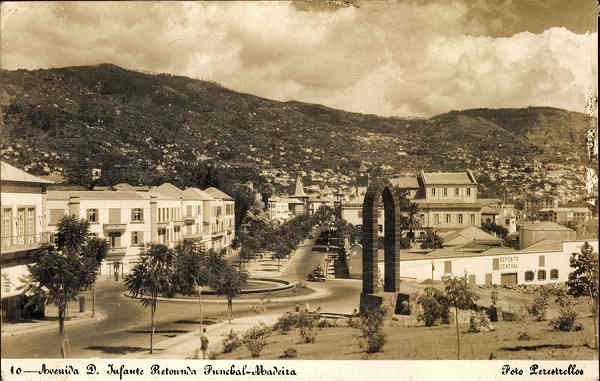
xmin=0 ymin=64 xmax=595 ymax=200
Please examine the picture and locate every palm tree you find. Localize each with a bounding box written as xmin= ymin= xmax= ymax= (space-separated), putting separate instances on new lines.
xmin=23 ymin=215 xmax=105 ymax=358
xmin=124 ymin=244 xmax=175 ymax=354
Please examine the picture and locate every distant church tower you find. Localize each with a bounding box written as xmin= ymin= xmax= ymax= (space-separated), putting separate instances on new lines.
xmin=291 ymin=175 xmax=309 ymax=216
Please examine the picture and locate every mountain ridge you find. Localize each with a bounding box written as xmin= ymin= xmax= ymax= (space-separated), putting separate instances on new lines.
xmin=0 ymin=63 xmax=594 ymax=201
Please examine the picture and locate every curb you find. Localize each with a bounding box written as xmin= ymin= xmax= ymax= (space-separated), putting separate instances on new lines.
xmin=1 ymin=310 xmax=108 ymax=338
xmin=124 ymin=282 xmax=331 ymax=305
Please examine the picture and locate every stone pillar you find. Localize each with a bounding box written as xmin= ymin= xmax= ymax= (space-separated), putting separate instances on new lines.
xmin=362 ymin=192 xmax=379 ymax=295
xmin=383 ymin=188 xmax=401 ymax=292
xmin=68 ymin=195 xmax=80 ymax=218
xmin=150 ymin=195 xmax=158 ymax=243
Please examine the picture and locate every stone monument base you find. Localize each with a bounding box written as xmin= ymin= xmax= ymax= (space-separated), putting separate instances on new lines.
xmin=360 ymin=291 xmax=412 ymax=315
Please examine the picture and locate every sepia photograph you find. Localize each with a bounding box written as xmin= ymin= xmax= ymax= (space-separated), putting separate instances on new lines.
xmin=0 ymin=0 xmax=598 ymax=379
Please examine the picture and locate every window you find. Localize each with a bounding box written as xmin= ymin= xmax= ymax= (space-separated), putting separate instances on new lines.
xmin=86 ymin=209 xmax=98 ymax=223
xmin=1 ymin=208 xmax=11 ymax=248
xmin=550 ymin=269 xmax=559 ymax=280
xmin=89 ymin=232 xmax=98 ymax=239
xmin=445 ymin=214 xmax=451 ymax=224
xmin=357 ymin=210 xmax=362 ymax=219
xmin=470 ymin=214 xmax=476 ymax=225
xmin=458 ymin=214 xmax=463 ymax=224
xmin=538 ymin=255 xmax=545 ymax=267
xmin=525 ymin=271 xmax=534 ymax=282
xmin=492 ymin=258 xmax=500 ymax=271
xmin=131 ymin=231 xmax=142 ymax=245
xmin=378 ymin=224 xmax=383 ymax=233
xmin=444 ymin=261 xmax=452 ymax=274
xmin=455 ymin=188 xmax=460 ymax=197
xmin=434 ymin=214 xmax=440 ymax=225
xmin=505 ymin=219 xmax=510 ymax=225
xmin=443 ymin=188 xmax=448 ymax=197
xmin=131 ymin=208 xmax=143 ymax=222
xmin=538 ymin=270 xmax=546 ymax=281
xmin=432 ymin=188 xmax=436 ymax=196
xmin=467 ymin=187 xmax=471 ymax=197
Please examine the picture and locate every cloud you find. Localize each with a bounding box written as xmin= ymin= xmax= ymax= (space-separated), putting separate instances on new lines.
xmin=1 ymin=1 xmax=597 ymax=117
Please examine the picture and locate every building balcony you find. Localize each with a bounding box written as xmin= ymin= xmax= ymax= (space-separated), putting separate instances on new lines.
xmin=184 ymin=217 xmax=196 ymax=225
xmin=1 ymin=232 xmax=50 ymax=259
xmin=156 ymin=221 xmax=169 ymax=228
xmin=103 ymin=223 xmax=127 ymax=232
xmin=107 ymin=247 xmax=127 ymax=257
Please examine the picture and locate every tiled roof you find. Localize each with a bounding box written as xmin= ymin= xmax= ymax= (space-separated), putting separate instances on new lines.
xmin=1 ymin=161 xmax=53 ymax=184
xmin=47 ymin=190 xmax=146 ymax=201
xmin=390 ymin=176 xmax=419 ymax=188
xmin=478 ymin=198 xmax=502 ymax=206
xmin=150 ymin=183 xmax=184 ymax=200
xmin=539 ymin=207 xmax=591 ymax=213
xmin=442 ymin=226 xmax=502 ymax=246
xmin=421 ymin=171 xmax=475 ymax=185
xmin=204 ymin=187 xmax=234 ymax=201
xmin=517 ymin=239 xmax=563 ymax=253
xmin=521 ymin=221 xmax=573 ymax=231
xmin=183 ymin=187 xmax=214 ymax=201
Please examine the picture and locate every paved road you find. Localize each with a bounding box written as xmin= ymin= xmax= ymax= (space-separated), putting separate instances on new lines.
xmin=1 ymin=239 xmax=361 ymax=358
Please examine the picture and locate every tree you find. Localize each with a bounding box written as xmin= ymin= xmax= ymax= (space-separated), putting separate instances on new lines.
xmin=124 ymin=244 xmax=175 ymax=354
xmin=443 ymin=275 xmax=479 ymax=360
xmin=421 ymin=231 xmax=443 ymax=249
xmin=80 ymin=237 xmax=109 ymax=318
xmin=204 ymin=250 xmax=248 ymax=321
xmin=171 ymin=241 xmax=206 ymax=295
xmin=567 ymin=242 xmax=599 ymax=352
xmin=23 ymin=216 xmax=104 ymax=357
xmin=481 ymin=221 xmax=508 ymax=240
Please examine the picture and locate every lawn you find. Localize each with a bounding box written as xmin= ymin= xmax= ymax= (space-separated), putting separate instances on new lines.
xmin=217 ymin=314 xmax=598 ymax=360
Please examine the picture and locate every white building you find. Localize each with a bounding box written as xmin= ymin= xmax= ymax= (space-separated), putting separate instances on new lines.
xmin=204 ymin=187 xmax=236 ymax=253
xmin=47 ymin=190 xmax=152 ymax=277
xmin=382 ymin=239 xmax=599 ymax=286
xmin=1 ymin=162 xmax=53 ymax=320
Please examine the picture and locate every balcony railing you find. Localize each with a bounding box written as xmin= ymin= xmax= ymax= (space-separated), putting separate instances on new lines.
xmin=1 ymin=232 xmax=50 ymax=256
xmin=103 ymin=223 xmax=127 ymax=232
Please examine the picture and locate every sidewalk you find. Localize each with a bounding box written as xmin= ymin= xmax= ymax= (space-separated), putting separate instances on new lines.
xmin=1 ymin=309 xmax=107 ymax=337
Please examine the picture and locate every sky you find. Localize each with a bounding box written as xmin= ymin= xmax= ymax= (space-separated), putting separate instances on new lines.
xmin=1 ymin=1 xmax=597 ymax=117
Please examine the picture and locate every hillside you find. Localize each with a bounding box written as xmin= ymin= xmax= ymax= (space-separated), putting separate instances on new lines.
xmin=0 ymin=64 xmax=595 ymax=200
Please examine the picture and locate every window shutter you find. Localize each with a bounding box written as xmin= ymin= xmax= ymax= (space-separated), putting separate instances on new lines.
xmin=109 ymin=208 xmax=121 ymax=224
xmin=444 ymin=261 xmax=452 ymax=274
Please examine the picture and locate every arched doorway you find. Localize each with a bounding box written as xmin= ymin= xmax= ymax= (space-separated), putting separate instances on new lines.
xmin=360 ymin=178 xmax=403 ymax=311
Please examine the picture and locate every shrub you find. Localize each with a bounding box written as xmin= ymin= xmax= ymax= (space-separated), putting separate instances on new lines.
xmin=550 ymin=293 xmax=578 ymax=332
xmin=222 ymin=329 xmax=242 ymax=354
xmin=518 ymin=331 xmax=531 ymax=341
xmin=417 ymin=293 xmax=441 ymax=326
xmin=243 ymin=324 xmax=269 ymax=358
xmin=347 ymin=317 xmax=360 ymax=328
xmin=281 ymin=347 xmax=298 ymax=358
xmin=358 ymin=305 xmax=388 ymax=353
xmin=275 ymin=312 xmax=298 ymax=334
xmin=297 ymin=310 xmax=317 ymax=343
xmin=528 ymin=287 xmax=550 ymax=321
xmin=468 ymin=313 xmax=480 ymax=333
